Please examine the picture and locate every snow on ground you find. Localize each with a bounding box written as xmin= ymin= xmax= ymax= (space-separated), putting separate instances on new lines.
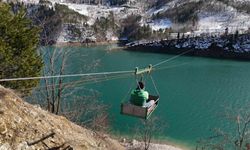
xmin=196 ymin=3 xmax=250 ymax=34
xmin=54 ymin=2 xmax=138 ymax=43
xmin=5 ymin=0 xmax=39 ymax=4
xmin=197 ymin=12 xmax=250 ymax=34
xmin=147 ymin=0 xmax=200 ymax=16
xmin=59 ymin=3 xmax=140 ymax=25
xmin=62 ymin=3 xmax=89 ymax=16
xmin=106 ymin=29 xmax=118 ymax=41
xmin=147 ymin=19 xmax=172 ymax=31
xmin=146 ymin=6 xmax=170 ymax=17
xmin=197 ymin=13 xmax=229 ymax=33
xmin=146 ymin=0 xmax=181 ymax=17
xmin=122 ymin=140 xmax=184 ymax=150
xmin=57 ymin=30 xmax=67 ymax=43
xmin=145 ymin=0 xmax=250 ymax=33
xmin=232 ymin=0 xmax=250 ymax=2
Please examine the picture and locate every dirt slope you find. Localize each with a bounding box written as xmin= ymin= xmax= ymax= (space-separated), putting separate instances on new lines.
xmin=0 ymin=85 xmax=124 ymax=150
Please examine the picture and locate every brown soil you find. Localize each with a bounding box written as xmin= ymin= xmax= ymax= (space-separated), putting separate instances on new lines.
xmin=0 ymin=85 xmax=124 ymax=150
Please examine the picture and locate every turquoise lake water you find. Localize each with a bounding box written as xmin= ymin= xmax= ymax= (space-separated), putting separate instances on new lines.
xmin=44 ymin=45 xmax=250 ymax=149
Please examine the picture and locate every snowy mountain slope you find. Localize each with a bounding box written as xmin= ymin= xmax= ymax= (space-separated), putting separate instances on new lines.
xmin=52 ymin=2 xmax=142 ymax=42
xmin=8 ymin=0 xmax=250 ymax=43
xmin=57 ymin=0 xmax=250 ymax=42
xmin=59 ymin=3 xmax=140 ymax=25
xmin=196 ymin=1 xmax=250 ymax=34
xmin=46 ymin=0 xmax=250 ymax=42
xmin=144 ymin=0 xmax=250 ymax=33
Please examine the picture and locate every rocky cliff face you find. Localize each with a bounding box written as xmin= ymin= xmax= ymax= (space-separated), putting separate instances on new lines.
xmin=0 ymin=85 xmax=124 ymax=150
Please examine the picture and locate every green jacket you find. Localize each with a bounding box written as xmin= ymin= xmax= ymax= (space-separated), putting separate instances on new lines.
xmin=130 ymin=89 xmax=149 ymax=106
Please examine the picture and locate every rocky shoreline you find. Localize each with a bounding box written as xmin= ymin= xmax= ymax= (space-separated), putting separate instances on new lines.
xmin=120 ymin=139 xmax=187 ymax=150
xmin=125 ymin=34 xmax=250 ymax=61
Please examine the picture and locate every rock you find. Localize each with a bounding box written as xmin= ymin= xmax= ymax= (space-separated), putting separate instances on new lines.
xmin=0 ymin=121 xmax=7 ymax=134
xmin=20 ymin=143 xmax=35 ymax=150
xmin=0 ymin=143 xmax=11 ymax=150
xmin=131 ymin=139 xmax=138 ymax=146
xmin=0 ymin=109 xmax=4 ymax=114
xmin=33 ymin=105 xmax=41 ymax=109
xmin=29 ymin=110 xmax=38 ymax=118
xmin=11 ymin=122 xmax=17 ymax=129
xmin=14 ymin=115 xmax=22 ymax=123
xmin=17 ymin=142 xmax=29 ymax=150
xmin=7 ymin=132 xmax=13 ymax=138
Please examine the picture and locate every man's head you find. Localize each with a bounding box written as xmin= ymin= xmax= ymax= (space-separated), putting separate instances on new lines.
xmin=137 ymin=81 xmax=145 ymax=90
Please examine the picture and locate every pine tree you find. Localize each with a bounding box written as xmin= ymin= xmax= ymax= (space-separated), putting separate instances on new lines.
xmin=0 ymin=3 xmax=43 ymax=94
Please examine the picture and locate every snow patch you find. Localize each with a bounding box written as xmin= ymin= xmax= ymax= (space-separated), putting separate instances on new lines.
xmin=59 ymin=3 xmax=139 ymax=25
xmin=61 ymin=3 xmax=89 ymax=16
xmin=197 ymin=4 xmax=250 ymax=34
xmin=147 ymin=19 xmax=172 ymax=31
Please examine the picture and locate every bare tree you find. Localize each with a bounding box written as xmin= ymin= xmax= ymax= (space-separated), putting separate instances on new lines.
xmin=131 ymin=117 xmax=166 ymax=150
xmin=25 ymin=40 xmax=111 ymax=130
xmin=41 ymin=47 xmax=67 ymax=114
xmin=197 ymin=105 xmax=250 ymax=150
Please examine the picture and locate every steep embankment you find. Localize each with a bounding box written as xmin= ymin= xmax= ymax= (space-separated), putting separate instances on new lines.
xmin=0 ymin=85 xmax=124 ymax=150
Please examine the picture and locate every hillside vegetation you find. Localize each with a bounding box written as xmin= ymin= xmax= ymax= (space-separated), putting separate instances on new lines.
xmin=0 ymin=2 xmax=43 ymax=93
xmin=0 ymin=85 xmax=124 ymax=150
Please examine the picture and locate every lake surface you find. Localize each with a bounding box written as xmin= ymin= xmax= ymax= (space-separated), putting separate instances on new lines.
xmin=46 ymin=45 xmax=250 ymax=149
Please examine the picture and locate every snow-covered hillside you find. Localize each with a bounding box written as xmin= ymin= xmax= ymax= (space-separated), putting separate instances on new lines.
xmin=9 ymin=0 xmax=250 ymax=43
xmin=145 ymin=0 xmax=250 ymax=34
xmin=59 ymin=3 xmax=140 ymax=25
xmin=50 ymin=0 xmax=250 ymax=42
xmin=196 ymin=2 xmax=250 ymax=34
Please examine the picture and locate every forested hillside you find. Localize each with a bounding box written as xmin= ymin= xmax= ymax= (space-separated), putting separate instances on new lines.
xmin=6 ymin=0 xmax=250 ymax=44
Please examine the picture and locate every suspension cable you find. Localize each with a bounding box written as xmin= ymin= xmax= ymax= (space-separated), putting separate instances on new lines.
xmin=150 ymin=74 xmax=160 ymax=96
xmin=152 ymin=49 xmax=193 ymax=68
xmin=17 ymin=73 xmax=134 ymax=92
xmin=0 ymin=49 xmax=192 ymax=83
xmin=0 ymin=70 xmax=134 ymax=82
xmin=154 ymin=62 xmax=189 ymax=71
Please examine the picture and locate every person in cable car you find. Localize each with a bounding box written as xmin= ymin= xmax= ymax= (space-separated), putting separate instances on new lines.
xmin=130 ymin=81 xmax=155 ymax=107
